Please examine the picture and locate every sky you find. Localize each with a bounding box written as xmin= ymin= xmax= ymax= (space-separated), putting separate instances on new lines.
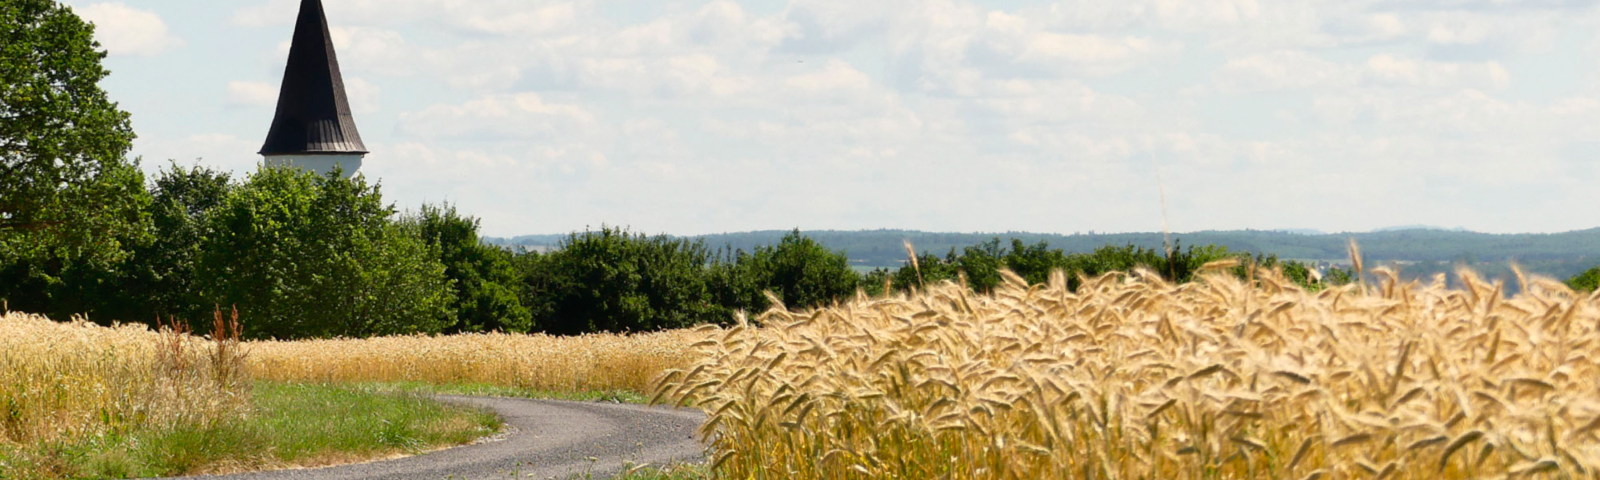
xmin=63 ymin=0 xmax=1600 ymax=237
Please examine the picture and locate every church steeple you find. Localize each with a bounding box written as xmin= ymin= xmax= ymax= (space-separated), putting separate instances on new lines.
xmin=259 ymin=0 xmax=367 ymax=176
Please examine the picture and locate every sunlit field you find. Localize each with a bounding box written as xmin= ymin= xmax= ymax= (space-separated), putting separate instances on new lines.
xmin=659 ymin=266 xmax=1600 ymax=480
xmin=0 ymin=312 xmax=247 ymax=447
xmin=10 ymin=263 xmax=1600 ymax=480
xmin=246 ymin=329 xmax=704 ymax=395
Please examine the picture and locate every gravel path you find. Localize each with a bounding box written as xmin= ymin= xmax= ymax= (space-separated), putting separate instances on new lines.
xmin=170 ymin=397 xmax=706 ymax=480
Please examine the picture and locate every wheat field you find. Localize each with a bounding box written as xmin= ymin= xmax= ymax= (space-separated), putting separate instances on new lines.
xmin=0 ymin=311 xmax=247 ymax=446
xmin=246 ymin=329 xmax=703 ymax=394
xmin=659 ymin=266 xmax=1600 ymax=480
xmin=0 ymin=308 xmax=697 ymax=458
xmin=12 ymin=261 xmax=1600 ymax=480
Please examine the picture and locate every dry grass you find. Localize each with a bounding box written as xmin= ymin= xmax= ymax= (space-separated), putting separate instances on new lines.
xmin=0 ymin=311 xmax=247 ymax=446
xmin=246 ymin=329 xmax=704 ymax=394
xmin=659 ymin=266 xmax=1600 ymax=480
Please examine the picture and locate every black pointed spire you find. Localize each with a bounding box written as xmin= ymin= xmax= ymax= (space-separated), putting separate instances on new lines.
xmin=259 ymin=0 xmax=367 ymax=156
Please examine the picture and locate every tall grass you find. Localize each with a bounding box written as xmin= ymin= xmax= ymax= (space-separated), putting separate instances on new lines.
xmin=659 ymin=266 xmax=1600 ymax=479
xmin=0 ymin=310 xmax=247 ymax=446
xmin=246 ymin=329 xmax=704 ymax=395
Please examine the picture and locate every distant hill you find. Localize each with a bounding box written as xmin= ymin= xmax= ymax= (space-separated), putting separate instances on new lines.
xmin=486 ymin=228 xmax=1600 ymax=281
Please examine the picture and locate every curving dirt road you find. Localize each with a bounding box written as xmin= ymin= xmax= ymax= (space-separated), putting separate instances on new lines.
xmin=176 ymin=397 xmax=706 ymax=480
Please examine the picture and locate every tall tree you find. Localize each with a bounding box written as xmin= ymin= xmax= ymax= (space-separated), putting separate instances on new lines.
xmin=713 ymin=230 xmax=860 ymax=312
xmin=197 ymin=167 xmax=453 ymax=339
xmin=1 ymin=0 xmax=146 ymax=261
xmin=116 ymin=164 xmax=233 ymax=323
xmin=412 ymin=203 xmax=532 ymax=333
xmin=522 ymin=227 xmax=721 ymax=335
xmin=1569 ymin=266 xmax=1600 ymax=293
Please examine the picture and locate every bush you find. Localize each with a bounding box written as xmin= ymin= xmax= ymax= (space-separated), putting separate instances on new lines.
xmin=520 ymin=227 xmax=722 ymax=335
xmin=1569 ymin=266 xmax=1600 ymax=292
xmin=120 ymin=164 xmax=234 ymax=323
xmin=196 ymin=167 xmax=452 ymax=339
xmin=411 ymin=204 xmax=531 ymax=333
xmin=883 ymin=239 xmax=1340 ymax=295
xmin=711 ymin=230 xmax=860 ymax=313
xmin=889 ymin=250 xmax=963 ymax=293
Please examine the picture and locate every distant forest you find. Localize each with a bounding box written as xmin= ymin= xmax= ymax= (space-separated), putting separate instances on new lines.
xmin=488 ymin=228 xmax=1600 ymax=286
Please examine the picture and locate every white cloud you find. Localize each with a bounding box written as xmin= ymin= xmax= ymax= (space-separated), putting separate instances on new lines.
xmin=785 ymin=60 xmax=873 ymax=93
xmin=397 ymin=93 xmax=596 ymax=141
xmin=74 ymin=2 xmax=183 ymax=57
xmin=1214 ymin=51 xmax=1511 ymax=93
xmin=226 ymin=81 xmax=278 ymax=107
xmin=343 ymin=77 xmax=382 ymax=114
xmin=453 ymin=2 xmax=578 ymax=36
xmin=132 ymin=133 xmax=262 ymax=177
xmin=1362 ymin=55 xmax=1510 ymax=90
xmin=231 ymin=0 xmax=296 ymax=27
xmin=1214 ymin=50 xmax=1354 ymax=92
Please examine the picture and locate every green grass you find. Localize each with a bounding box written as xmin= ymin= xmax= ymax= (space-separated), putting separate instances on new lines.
xmin=0 ymin=381 xmax=501 ymax=479
xmin=591 ymin=463 xmax=709 ymax=480
xmin=341 ymin=380 xmax=652 ymax=404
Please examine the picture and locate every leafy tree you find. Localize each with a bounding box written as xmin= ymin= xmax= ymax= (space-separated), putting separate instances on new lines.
xmin=713 ymin=230 xmax=859 ymax=312
xmin=1003 ymin=239 xmax=1068 ymax=286
xmin=196 ymin=167 xmax=452 ymax=339
xmin=859 ymin=267 xmax=892 ymax=297
xmin=955 ymin=239 xmax=1006 ymax=293
xmin=1 ymin=0 xmax=146 ymax=262
xmin=890 ymin=250 xmax=962 ymax=292
xmin=411 ymin=203 xmax=531 ymax=333
xmin=1568 ymin=266 xmax=1600 ymax=293
xmin=104 ymin=163 xmax=234 ymax=324
xmin=522 ymin=227 xmax=721 ymax=335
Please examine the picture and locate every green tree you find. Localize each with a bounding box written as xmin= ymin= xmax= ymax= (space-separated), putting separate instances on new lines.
xmin=890 ymin=250 xmax=962 ymax=293
xmin=411 ymin=203 xmax=531 ymax=333
xmin=1 ymin=0 xmax=146 ymax=262
xmin=522 ymin=227 xmax=721 ymax=335
xmin=714 ymin=230 xmax=859 ymax=312
xmin=114 ymin=163 xmax=233 ymax=323
xmin=197 ymin=167 xmax=452 ymax=339
xmin=1568 ymin=266 xmax=1600 ymax=293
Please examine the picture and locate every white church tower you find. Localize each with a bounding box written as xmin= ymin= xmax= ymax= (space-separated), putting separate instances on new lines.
xmin=259 ymin=0 xmax=367 ymax=178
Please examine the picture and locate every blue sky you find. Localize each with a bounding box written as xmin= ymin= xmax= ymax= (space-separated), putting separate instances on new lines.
xmin=66 ymin=0 xmax=1600 ymax=237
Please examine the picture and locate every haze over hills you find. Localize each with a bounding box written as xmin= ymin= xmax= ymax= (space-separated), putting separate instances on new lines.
xmin=487 ymin=227 xmax=1600 ymax=282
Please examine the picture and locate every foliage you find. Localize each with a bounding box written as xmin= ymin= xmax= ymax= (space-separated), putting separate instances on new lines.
xmin=1569 ymin=265 xmax=1600 ymax=293
xmin=196 ymin=167 xmax=452 ymax=339
xmin=885 ymin=238 xmax=1333 ymax=295
xmin=710 ymin=230 xmax=860 ymax=313
xmin=0 ymin=0 xmax=146 ymax=263
xmin=519 ymin=227 xmax=722 ymax=335
xmin=116 ymin=163 xmax=234 ymax=322
xmin=411 ymin=203 xmax=532 ymax=333
xmin=576 ymin=229 xmax=1600 ymax=281
xmin=888 ymin=251 xmax=962 ymax=292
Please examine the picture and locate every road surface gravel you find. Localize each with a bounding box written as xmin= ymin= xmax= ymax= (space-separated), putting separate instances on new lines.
xmin=168 ymin=396 xmax=706 ymax=480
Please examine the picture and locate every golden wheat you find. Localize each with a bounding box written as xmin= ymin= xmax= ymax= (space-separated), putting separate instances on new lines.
xmin=246 ymin=329 xmax=703 ymax=394
xmin=0 ymin=312 xmax=248 ymax=446
xmin=659 ymin=267 xmax=1600 ymax=480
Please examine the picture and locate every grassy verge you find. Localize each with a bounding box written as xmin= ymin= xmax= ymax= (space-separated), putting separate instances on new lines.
xmin=604 ymin=464 xmax=710 ymax=480
xmin=341 ymin=380 xmax=652 ymax=404
xmin=0 ymin=381 xmax=500 ymax=479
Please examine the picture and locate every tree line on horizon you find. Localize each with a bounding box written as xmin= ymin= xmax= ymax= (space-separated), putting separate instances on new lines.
xmin=492 ymin=228 xmax=1600 ymax=277
xmin=1 ymin=158 xmax=1368 ymax=340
